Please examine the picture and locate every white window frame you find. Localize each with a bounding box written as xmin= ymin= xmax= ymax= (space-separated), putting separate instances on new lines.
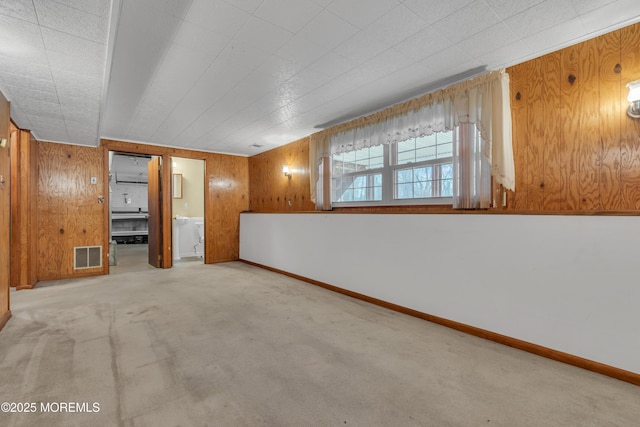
xmin=331 ymin=134 xmax=454 ymax=207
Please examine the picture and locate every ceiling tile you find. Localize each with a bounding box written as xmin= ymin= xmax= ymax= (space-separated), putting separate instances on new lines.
xmin=362 ymin=5 xmax=426 ymax=48
xmin=475 ymin=40 xmax=533 ymax=68
xmin=23 ymin=111 xmax=65 ymax=128
xmin=482 ymin=0 xmax=546 ymax=20
xmin=232 ymin=17 xmax=293 ymax=53
xmin=14 ymin=94 xmax=60 ymax=111
xmin=504 ymin=0 xmax=578 ymax=39
xmin=334 ymin=30 xmax=389 ymax=65
xmin=171 ymin=23 xmax=231 ymax=60
xmin=359 ymin=48 xmax=415 ymax=82
xmin=570 ymin=0 xmax=616 ymax=14
xmin=183 ymin=1 xmax=251 ymax=38
xmin=522 ymin=17 xmax=586 ymax=55
xmin=393 ymin=27 xmax=453 ymax=61
xmin=432 ymin=0 xmax=501 ymax=44
xmin=33 ymin=0 xmax=108 ymax=43
xmin=457 ymin=22 xmax=519 ymax=57
xmin=51 ymin=0 xmax=111 ymax=17
xmin=276 ymin=35 xmax=333 ymax=68
xmin=327 ymin=0 xmax=400 ymax=29
xmin=0 ymin=13 xmax=46 ymax=50
xmin=309 ymin=52 xmax=358 ymax=80
xmin=295 ymin=10 xmax=360 ymax=50
xmin=0 ymin=0 xmax=38 ymax=23
xmin=578 ymin=0 xmax=640 ymax=33
xmin=254 ymin=0 xmax=323 ymax=33
xmin=216 ymin=40 xmax=273 ymax=72
xmin=417 ymin=44 xmax=478 ymax=76
xmin=149 ymin=44 xmax=217 ymax=97
xmin=221 ymin=0 xmax=263 ymax=14
xmin=402 ymin=0 xmax=475 ymax=25
xmin=0 ymin=72 xmax=56 ymax=94
xmin=7 ymin=85 xmax=59 ymax=105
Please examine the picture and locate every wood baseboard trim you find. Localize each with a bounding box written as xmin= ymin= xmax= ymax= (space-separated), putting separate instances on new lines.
xmin=241 ymin=259 xmax=640 ymax=387
xmin=0 ymin=310 xmax=11 ymax=332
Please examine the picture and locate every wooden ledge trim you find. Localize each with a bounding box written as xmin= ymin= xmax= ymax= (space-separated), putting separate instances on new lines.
xmin=240 ymin=209 xmax=640 ymax=216
xmin=241 ymin=259 xmax=640 ymax=387
xmin=0 ymin=310 xmax=11 ymax=332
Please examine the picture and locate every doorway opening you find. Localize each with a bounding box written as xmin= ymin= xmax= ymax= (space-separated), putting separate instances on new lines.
xmin=171 ymin=156 xmax=205 ymax=265
xmin=108 ymin=151 xmax=159 ymax=274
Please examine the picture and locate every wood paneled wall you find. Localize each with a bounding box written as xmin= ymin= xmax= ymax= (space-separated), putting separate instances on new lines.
xmin=248 ymin=137 xmax=315 ymax=212
xmin=506 ymin=23 xmax=640 ymax=211
xmin=0 ymin=91 xmax=12 ymax=330
xmin=37 ymin=141 xmax=106 ymax=280
xmin=10 ymin=128 xmax=38 ymax=288
xmin=101 ymin=139 xmax=249 ymax=265
xmin=206 ymin=153 xmax=249 ymax=262
xmin=249 ymin=22 xmax=640 ymax=214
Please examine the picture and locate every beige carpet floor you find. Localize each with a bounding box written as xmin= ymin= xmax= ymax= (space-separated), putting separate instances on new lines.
xmin=1 ymin=261 xmax=639 ymax=426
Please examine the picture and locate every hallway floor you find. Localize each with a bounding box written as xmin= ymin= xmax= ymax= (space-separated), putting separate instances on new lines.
xmin=1 ymin=262 xmax=639 ymax=426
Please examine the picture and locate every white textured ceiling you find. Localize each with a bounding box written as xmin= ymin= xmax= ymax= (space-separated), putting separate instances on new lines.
xmin=1 ymin=0 xmax=640 ymax=155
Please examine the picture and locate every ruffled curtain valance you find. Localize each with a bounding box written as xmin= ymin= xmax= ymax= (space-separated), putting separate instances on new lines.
xmin=330 ymin=98 xmax=455 ymax=154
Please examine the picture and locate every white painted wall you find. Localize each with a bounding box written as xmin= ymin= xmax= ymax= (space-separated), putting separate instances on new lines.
xmin=240 ymin=213 xmax=640 ymax=375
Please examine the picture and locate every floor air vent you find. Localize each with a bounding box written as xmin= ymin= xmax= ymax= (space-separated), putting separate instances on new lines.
xmin=74 ymin=246 xmax=102 ymax=269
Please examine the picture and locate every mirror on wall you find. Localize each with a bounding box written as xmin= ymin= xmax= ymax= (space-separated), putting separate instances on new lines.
xmin=173 ymin=173 xmax=182 ymax=198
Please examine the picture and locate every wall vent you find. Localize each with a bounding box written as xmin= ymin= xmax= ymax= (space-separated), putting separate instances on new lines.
xmin=74 ymin=246 xmax=102 ymax=269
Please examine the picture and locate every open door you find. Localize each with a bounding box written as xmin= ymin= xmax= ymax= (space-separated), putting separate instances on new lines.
xmin=147 ymin=156 xmax=162 ymax=268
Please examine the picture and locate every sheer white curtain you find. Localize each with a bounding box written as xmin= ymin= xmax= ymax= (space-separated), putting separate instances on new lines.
xmin=453 ymin=123 xmax=491 ymax=208
xmin=310 ymin=69 xmax=514 ymax=209
xmin=451 ymin=72 xmax=513 ymax=208
xmin=309 ymin=133 xmax=331 ymax=210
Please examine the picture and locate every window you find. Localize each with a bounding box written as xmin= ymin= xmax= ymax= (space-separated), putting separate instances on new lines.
xmin=331 ymin=130 xmax=453 ymax=206
xmin=332 ymin=146 xmax=384 ymax=202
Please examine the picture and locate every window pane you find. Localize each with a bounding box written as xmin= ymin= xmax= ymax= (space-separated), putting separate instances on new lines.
xmin=397 ymin=150 xmax=415 ymax=165
xmin=417 ymin=134 xmax=436 ymax=147
xmin=332 ymin=145 xmax=384 ymax=176
xmin=397 ymin=169 xmax=412 ymax=183
xmin=397 ymin=139 xmax=415 ymax=153
xmin=437 ymin=131 xmax=452 ymax=143
xmin=414 ymin=166 xmax=432 ymax=182
xmin=397 ymin=183 xmax=413 ymax=199
xmin=440 ymin=163 xmax=453 ymax=197
xmin=437 ymin=142 xmax=453 ymax=158
xmin=441 ymin=163 xmax=453 ymax=179
xmin=441 ymin=179 xmax=453 ymax=197
xmin=416 ymin=146 xmax=436 ymax=162
xmin=414 ymin=181 xmax=432 ymax=198
xmin=353 ymin=175 xmax=366 ymax=189
xmin=333 ymin=173 xmax=382 ymax=202
xmin=370 ymin=155 xmax=384 ymax=169
xmin=394 ymin=130 xmax=453 ymax=165
xmin=394 ymin=165 xmax=441 ymax=200
xmin=374 ymin=186 xmax=382 ymax=200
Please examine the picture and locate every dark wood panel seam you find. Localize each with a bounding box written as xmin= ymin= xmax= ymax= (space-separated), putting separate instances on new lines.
xmin=240 ymin=259 xmax=640 ymax=387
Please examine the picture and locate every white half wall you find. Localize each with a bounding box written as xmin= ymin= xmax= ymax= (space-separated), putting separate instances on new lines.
xmin=240 ymin=213 xmax=640 ymax=375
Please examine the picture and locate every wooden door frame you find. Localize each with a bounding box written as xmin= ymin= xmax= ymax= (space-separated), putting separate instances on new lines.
xmin=103 ymin=145 xmax=173 ymax=271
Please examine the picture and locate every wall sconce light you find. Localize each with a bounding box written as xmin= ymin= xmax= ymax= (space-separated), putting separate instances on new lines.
xmin=282 ymin=165 xmax=291 ymax=178
xmin=0 ymin=138 xmax=7 ymax=148
xmin=626 ymin=79 xmax=640 ymax=119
